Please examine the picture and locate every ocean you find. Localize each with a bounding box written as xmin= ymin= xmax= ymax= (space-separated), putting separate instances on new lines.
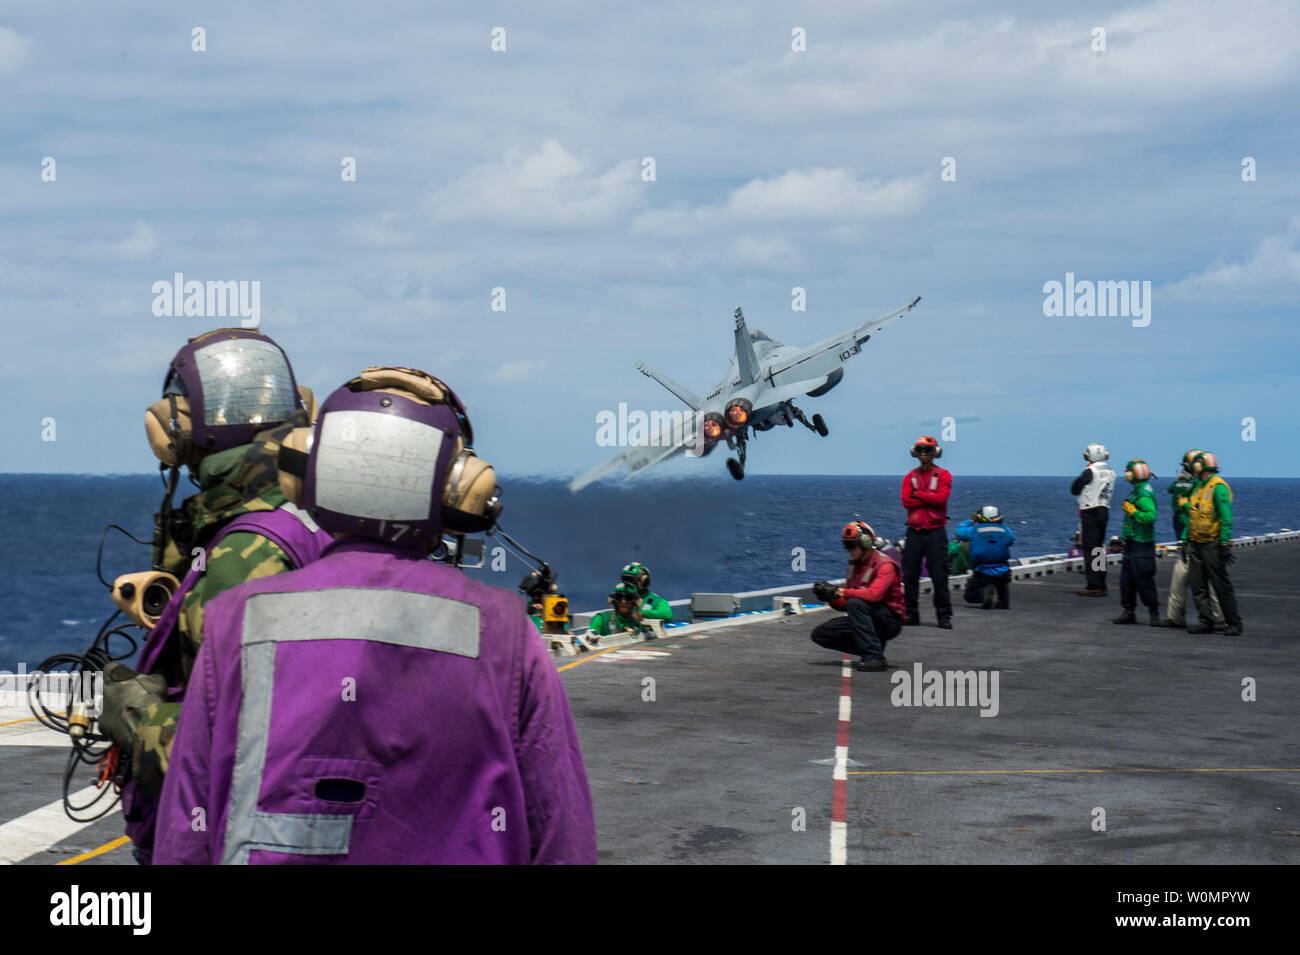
xmin=2 ymin=473 xmax=1297 ymax=669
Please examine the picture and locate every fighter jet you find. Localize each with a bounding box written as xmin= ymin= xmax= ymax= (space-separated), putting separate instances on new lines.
xmin=569 ymin=296 xmax=921 ymax=489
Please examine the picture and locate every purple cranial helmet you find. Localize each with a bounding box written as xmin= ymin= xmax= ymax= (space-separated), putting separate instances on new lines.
xmin=290 ymin=369 xmax=501 ymax=549
xmin=161 ymin=328 xmax=299 ymax=456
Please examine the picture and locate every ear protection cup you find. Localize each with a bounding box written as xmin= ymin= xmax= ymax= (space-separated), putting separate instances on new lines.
xmin=145 ymin=395 xmax=199 ymax=469
xmin=297 ymin=385 xmax=318 ymax=424
xmin=442 ymin=444 xmax=501 ymax=534
xmin=842 ymin=521 xmax=876 ymax=549
xmin=275 ymin=426 xmax=313 ymax=509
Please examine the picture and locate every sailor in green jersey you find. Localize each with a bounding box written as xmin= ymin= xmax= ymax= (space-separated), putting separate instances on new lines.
xmin=588 ymin=582 xmax=644 ymax=637
xmin=1167 ymin=449 xmax=1198 ymax=540
xmin=1113 ymin=459 xmax=1160 ymax=626
xmin=620 ymin=562 xmax=673 ymax=621
xmin=1181 ymin=451 xmax=1242 ymax=635
xmin=1159 ymin=449 xmax=1223 ymax=628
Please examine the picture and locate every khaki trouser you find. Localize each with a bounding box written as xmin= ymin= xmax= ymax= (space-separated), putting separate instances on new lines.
xmin=1166 ymin=551 xmax=1223 ymax=625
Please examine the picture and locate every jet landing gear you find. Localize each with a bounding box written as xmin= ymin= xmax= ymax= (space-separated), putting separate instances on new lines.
xmin=726 ymin=434 xmax=748 ymax=480
xmin=789 ymin=403 xmax=830 ymax=437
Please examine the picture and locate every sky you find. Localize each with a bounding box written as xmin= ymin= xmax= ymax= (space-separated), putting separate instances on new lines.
xmin=2 ymin=1 xmax=1298 ymax=480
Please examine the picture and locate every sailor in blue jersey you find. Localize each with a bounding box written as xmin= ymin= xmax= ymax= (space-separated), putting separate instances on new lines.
xmin=956 ymin=505 xmax=1015 ymax=609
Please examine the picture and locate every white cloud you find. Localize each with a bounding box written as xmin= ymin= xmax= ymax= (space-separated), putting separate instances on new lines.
xmin=1163 ymin=217 xmax=1300 ymax=303
xmin=709 ymin=1 xmax=1300 ymax=123
xmin=729 ymin=234 xmax=799 ymax=268
xmin=347 ymin=211 xmax=420 ymax=248
xmin=488 ymin=359 xmax=544 ymax=383
xmin=426 ymin=141 xmax=646 ymax=228
xmin=634 ymin=168 xmax=925 ymax=237
xmin=727 ymin=169 xmax=925 ymax=222
xmin=112 ymin=222 xmax=156 ymax=259
xmin=0 ymin=26 xmax=29 ymax=74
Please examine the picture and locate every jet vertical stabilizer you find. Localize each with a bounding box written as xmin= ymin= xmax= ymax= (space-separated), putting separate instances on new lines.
xmin=733 ymin=307 xmax=762 ymax=386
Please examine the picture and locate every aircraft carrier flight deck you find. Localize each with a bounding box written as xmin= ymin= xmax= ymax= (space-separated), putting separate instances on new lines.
xmin=2 ymin=536 xmax=1297 ymax=866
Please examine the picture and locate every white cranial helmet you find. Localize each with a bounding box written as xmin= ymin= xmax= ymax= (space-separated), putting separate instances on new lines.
xmin=1084 ymin=443 xmax=1109 ymax=462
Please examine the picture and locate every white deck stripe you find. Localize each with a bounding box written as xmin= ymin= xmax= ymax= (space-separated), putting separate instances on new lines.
xmin=830 ymin=821 xmax=847 ymax=865
xmin=830 ymin=658 xmax=853 ymax=866
xmin=0 ymin=721 xmax=67 ymax=747
xmin=0 ymin=786 xmax=121 ymax=864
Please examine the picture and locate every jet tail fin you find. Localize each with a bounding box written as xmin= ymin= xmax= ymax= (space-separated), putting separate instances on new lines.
xmin=733 ymin=307 xmax=761 ymax=385
xmin=636 ymin=361 xmax=703 ymax=411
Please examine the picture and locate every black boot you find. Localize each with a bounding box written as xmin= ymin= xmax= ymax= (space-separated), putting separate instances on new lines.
xmin=1148 ymin=608 xmax=1161 ymax=627
xmin=1113 ymin=609 xmax=1136 ymax=625
xmin=904 ymin=611 xmax=920 ymax=626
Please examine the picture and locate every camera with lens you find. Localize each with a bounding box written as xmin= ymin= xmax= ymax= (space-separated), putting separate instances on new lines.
xmin=111 ymin=571 xmax=181 ymax=629
xmin=519 ymin=564 xmax=569 ymax=634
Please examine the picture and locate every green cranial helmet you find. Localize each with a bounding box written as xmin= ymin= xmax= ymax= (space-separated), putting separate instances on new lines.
xmin=1125 ymin=459 xmax=1151 ymax=482
xmin=620 ymin=562 xmax=651 ymax=592
xmin=1192 ymin=451 xmax=1219 ymax=473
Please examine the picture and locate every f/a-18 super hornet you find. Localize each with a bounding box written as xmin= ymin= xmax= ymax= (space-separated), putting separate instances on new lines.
xmin=569 ymin=296 xmax=921 ymax=489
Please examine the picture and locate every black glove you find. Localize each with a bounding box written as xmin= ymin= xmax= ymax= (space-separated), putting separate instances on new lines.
xmin=812 ymin=580 xmax=837 ymax=602
xmin=1220 ymin=544 xmax=1235 ymax=565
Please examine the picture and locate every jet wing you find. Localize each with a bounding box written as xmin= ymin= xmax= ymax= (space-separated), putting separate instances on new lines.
xmin=765 ymin=297 xmax=919 ymax=390
xmin=568 ymin=417 xmax=699 ymax=491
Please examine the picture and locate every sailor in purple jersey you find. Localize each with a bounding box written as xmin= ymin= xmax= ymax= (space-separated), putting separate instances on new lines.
xmin=154 ymin=367 xmax=597 ymax=864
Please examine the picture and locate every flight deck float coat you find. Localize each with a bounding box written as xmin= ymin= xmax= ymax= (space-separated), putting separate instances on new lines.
xmin=1072 ymin=460 xmax=1115 ymax=511
xmin=122 ymin=500 xmax=330 ymax=861
xmin=639 ymin=591 xmax=673 ymax=621
xmin=153 ymin=538 xmax=598 ymax=865
xmin=1121 ymin=479 xmax=1157 ymax=543
xmin=1185 ymin=475 xmax=1233 ymax=544
xmin=828 ymin=550 xmax=905 ymax=620
xmin=900 ymin=465 xmax=952 ymax=529
xmin=120 ymin=420 xmax=332 ymax=863
xmin=588 ymin=609 xmax=641 ymax=636
xmin=954 ymin=520 xmax=1016 ymax=576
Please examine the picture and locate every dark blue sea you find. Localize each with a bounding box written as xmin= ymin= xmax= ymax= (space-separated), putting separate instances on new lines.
xmin=3 ymin=474 xmax=1297 ymax=669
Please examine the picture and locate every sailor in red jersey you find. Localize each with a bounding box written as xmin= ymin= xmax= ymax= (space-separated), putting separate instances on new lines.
xmin=900 ymin=435 xmax=953 ymax=628
xmin=810 ymin=521 xmax=905 ymax=671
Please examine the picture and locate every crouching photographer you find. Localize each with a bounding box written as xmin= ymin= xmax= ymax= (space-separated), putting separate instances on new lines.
xmin=810 ymin=521 xmax=906 ymax=672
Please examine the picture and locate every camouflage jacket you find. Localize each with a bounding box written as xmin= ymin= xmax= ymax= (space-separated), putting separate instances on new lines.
xmin=132 ymin=412 xmax=308 ymax=795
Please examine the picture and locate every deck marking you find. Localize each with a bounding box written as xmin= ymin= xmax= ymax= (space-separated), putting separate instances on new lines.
xmin=56 ymin=835 xmax=132 ymax=865
xmin=847 ymin=768 xmax=1300 ymax=776
xmin=0 ymin=786 xmax=121 ymax=864
xmin=830 ymin=654 xmax=852 ymax=866
xmin=0 ymin=716 xmax=38 ymax=728
xmin=556 ymin=645 xmax=626 ymax=672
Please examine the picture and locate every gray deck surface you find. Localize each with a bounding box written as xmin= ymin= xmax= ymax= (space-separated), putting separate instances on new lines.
xmin=4 ymin=540 xmax=1296 ymax=865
